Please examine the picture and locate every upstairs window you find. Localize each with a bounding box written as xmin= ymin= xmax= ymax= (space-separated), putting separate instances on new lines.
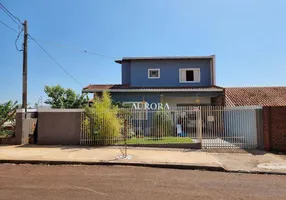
xmin=148 ymin=69 xmax=160 ymax=79
xmin=179 ymin=68 xmax=200 ymax=83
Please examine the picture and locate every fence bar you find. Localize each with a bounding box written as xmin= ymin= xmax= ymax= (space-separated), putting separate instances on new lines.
xmin=80 ymin=106 xmax=258 ymax=149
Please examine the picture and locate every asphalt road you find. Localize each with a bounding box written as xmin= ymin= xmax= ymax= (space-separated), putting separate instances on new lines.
xmin=0 ymin=164 xmax=286 ymax=200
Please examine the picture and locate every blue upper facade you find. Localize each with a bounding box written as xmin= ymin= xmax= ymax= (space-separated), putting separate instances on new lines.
xmin=118 ymin=56 xmax=215 ymax=87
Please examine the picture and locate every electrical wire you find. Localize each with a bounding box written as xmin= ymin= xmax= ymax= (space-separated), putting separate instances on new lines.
xmin=15 ymin=29 xmax=23 ymax=51
xmin=0 ymin=3 xmax=113 ymax=87
xmin=0 ymin=19 xmax=18 ymax=33
xmin=1 ymin=19 xmax=88 ymax=87
xmin=1 ymin=21 xmax=85 ymax=88
xmin=29 ymin=34 xmax=84 ymax=87
xmin=0 ymin=19 xmax=23 ymax=52
xmin=0 ymin=3 xmax=117 ymax=60
xmin=36 ymin=39 xmax=119 ymax=59
xmin=0 ymin=3 xmax=24 ymax=51
xmin=0 ymin=3 xmax=22 ymax=28
xmin=0 ymin=20 xmax=118 ymax=59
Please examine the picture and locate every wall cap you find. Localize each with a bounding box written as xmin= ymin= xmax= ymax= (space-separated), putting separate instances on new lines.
xmin=16 ymin=108 xmax=84 ymax=113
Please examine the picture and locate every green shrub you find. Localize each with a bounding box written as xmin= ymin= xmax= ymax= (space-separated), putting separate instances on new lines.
xmin=0 ymin=129 xmax=15 ymax=138
xmin=84 ymin=91 xmax=123 ymax=144
xmin=151 ymin=110 xmax=173 ymax=138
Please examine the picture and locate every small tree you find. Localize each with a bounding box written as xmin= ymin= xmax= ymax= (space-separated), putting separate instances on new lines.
xmin=151 ymin=109 xmax=173 ymax=138
xmin=44 ymin=85 xmax=88 ymax=108
xmin=84 ymin=91 xmax=122 ymax=144
xmin=0 ymin=101 xmax=19 ymax=137
xmin=0 ymin=101 xmax=19 ymax=127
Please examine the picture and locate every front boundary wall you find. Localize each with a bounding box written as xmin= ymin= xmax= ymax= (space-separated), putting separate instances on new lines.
xmin=15 ymin=107 xmax=264 ymax=150
xmin=263 ymin=106 xmax=286 ymax=152
xmin=37 ymin=109 xmax=83 ymax=145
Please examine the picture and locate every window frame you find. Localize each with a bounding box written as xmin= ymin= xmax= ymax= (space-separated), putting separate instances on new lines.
xmin=148 ymin=68 xmax=160 ymax=79
xmin=179 ymin=68 xmax=200 ymax=83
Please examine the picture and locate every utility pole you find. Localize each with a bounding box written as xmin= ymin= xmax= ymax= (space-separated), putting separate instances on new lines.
xmin=22 ymin=20 xmax=28 ymax=118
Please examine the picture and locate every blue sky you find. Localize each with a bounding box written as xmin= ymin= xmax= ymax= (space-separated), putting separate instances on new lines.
xmin=1 ymin=0 xmax=286 ymax=105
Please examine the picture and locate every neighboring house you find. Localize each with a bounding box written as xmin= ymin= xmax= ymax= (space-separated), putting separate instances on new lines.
xmin=82 ymin=56 xmax=225 ymax=107
xmin=225 ymin=87 xmax=286 ymax=107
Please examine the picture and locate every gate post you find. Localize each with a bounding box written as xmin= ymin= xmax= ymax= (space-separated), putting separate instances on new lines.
xmin=123 ymin=119 xmax=127 ymax=157
xmin=197 ymin=107 xmax=203 ymax=146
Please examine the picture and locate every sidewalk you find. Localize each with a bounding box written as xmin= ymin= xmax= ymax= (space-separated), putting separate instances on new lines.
xmin=0 ymin=145 xmax=286 ymax=174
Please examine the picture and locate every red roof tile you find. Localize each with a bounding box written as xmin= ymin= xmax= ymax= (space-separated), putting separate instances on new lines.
xmin=83 ymin=84 xmax=130 ymax=90
xmin=225 ymin=87 xmax=286 ymax=106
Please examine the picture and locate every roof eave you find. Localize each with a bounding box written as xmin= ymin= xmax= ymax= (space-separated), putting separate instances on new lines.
xmin=82 ymin=88 xmax=224 ymax=93
xmin=114 ymin=55 xmax=215 ymax=64
xmin=115 ymin=60 xmax=122 ymax=64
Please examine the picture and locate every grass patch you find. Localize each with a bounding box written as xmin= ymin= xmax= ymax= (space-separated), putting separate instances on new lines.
xmin=118 ymin=136 xmax=193 ymax=145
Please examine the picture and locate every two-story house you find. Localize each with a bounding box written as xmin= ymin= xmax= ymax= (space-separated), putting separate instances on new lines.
xmin=82 ymin=55 xmax=224 ymax=107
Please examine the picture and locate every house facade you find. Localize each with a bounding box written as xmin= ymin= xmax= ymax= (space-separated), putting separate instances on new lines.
xmin=82 ymin=56 xmax=225 ymax=107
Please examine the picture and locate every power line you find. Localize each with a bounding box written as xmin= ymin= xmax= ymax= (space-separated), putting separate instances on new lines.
xmin=0 ymin=19 xmax=18 ymax=33
xmin=0 ymin=18 xmax=118 ymax=59
xmin=0 ymin=3 xmax=113 ymax=87
xmin=0 ymin=7 xmax=21 ymax=27
xmin=29 ymin=34 xmax=84 ymax=87
xmin=0 ymin=19 xmax=23 ymax=52
xmin=0 ymin=3 xmax=23 ymax=52
xmin=1 ymin=19 xmax=97 ymax=88
xmin=0 ymin=3 xmax=118 ymax=60
xmin=0 ymin=3 xmax=22 ymax=28
xmin=15 ymin=29 xmax=23 ymax=51
xmin=36 ymin=39 xmax=119 ymax=59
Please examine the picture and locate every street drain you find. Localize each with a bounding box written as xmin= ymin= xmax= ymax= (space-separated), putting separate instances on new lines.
xmin=257 ymin=163 xmax=286 ymax=170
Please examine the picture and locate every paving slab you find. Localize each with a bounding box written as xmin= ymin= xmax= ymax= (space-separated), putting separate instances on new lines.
xmin=1 ymin=145 xmax=286 ymax=174
xmin=210 ymin=150 xmax=286 ymax=174
xmin=0 ymin=145 xmax=223 ymax=170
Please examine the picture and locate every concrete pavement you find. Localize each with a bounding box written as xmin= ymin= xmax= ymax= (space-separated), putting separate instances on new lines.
xmin=0 ymin=145 xmax=222 ymax=170
xmin=0 ymin=145 xmax=286 ymax=174
xmin=211 ymin=150 xmax=286 ymax=174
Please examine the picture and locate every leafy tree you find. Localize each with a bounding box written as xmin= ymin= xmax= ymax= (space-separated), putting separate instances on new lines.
xmin=112 ymin=100 xmax=123 ymax=107
xmin=0 ymin=100 xmax=19 ymax=128
xmin=44 ymin=85 xmax=88 ymax=108
xmin=84 ymin=91 xmax=123 ymax=144
xmin=151 ymin=109 xmax=173 ymax=138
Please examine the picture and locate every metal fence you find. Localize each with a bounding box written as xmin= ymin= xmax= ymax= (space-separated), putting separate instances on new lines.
xmin=80 ymin=106 xmax=259 ymax=149
xmin=200 ymin=106 xmax=259 ymax=149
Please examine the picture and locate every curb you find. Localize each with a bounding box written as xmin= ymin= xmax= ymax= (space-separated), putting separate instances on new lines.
xmin=0 ymin=159 xmax=225 ymax=171
xmin=224 ymin=170 xmax=286 ymax=176
xmin=1 ymin=160 xmax=286 ymax=175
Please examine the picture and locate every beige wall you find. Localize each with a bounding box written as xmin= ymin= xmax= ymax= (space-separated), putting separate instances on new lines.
xmin=37 ymin=109 xmax=83 ymax=145
xmin=15 ymin=110 xmax=38 ymax=145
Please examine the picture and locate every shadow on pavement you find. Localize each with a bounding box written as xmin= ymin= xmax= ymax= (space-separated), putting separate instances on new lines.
xmin=12 ymin=144 xmax=269 ymax=155
xmin=14 ymin=144 xmax=112 ymax=151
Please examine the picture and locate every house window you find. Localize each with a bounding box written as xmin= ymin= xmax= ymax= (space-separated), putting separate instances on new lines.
xmin=186 ymin=70 xmax=194 ymax=81
xmin=148 ymin=69 xmax=160 ymax=79
xmin=179 ymin=68 xmax=200 ymax=83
